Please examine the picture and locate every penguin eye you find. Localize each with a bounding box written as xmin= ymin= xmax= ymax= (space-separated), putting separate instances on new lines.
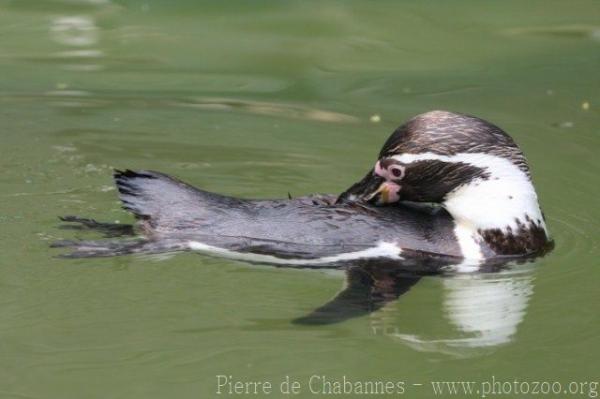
xmin=390 ymin=166 xmax=404 ymax=179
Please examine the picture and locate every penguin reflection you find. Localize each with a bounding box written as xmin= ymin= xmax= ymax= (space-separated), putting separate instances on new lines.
xmin=294 ymin=264 xmax=533 ymax=355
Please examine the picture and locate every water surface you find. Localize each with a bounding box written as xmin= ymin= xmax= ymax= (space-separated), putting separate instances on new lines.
xmin=1 ymin=1 xmax=599 ymax=398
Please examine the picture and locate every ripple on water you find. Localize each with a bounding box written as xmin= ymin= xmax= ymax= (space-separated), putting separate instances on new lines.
xmin=502 ymin=24 xmax=600 ymax=41
xmin=171 ymin=97 xmax=359 ymax=123
xmin=542 ymin=167 xmax=600 ymax=278
xmin=2 ymin=90 xmax=359 ymax=124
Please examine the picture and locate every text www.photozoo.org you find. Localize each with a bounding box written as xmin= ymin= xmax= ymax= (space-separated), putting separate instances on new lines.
xmin=216 ymin=375 xmax=598 ymax=397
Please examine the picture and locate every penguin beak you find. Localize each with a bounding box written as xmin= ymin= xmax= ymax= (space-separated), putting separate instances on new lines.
xmin=365 ymin=181 xmax=401 ymax=204
xmin=336 ymin=170 xmax=400 ymax=205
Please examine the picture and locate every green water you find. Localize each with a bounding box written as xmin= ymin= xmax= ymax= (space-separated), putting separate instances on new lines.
xmin=1 ymin=1 xmax=599 ymax=398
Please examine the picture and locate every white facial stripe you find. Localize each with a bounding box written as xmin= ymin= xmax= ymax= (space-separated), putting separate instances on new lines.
xmin=390 ymin=152 xmax=525 ymax=179
xmin=390 ymin=152 xmax=547 ymax=234
xmin=188 ymin=241 xmax=403 ymax=266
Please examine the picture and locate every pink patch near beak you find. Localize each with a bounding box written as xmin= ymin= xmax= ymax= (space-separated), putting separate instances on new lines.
xmin=374 ymin=160 xmax=386 ymax=178
xmin=372 ymin=161 xmax=400 ymax=203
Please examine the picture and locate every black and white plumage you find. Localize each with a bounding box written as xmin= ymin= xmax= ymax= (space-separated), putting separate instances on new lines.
xmin=54 ymin=110 xmax=553 ymax=323
xmin=55 ymin=110 xmax=552 ymax=264
xmin=340 ymin=111 xmax=552 ymax=262
xmin=57 ymin=169 xmax=462 ymax=269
